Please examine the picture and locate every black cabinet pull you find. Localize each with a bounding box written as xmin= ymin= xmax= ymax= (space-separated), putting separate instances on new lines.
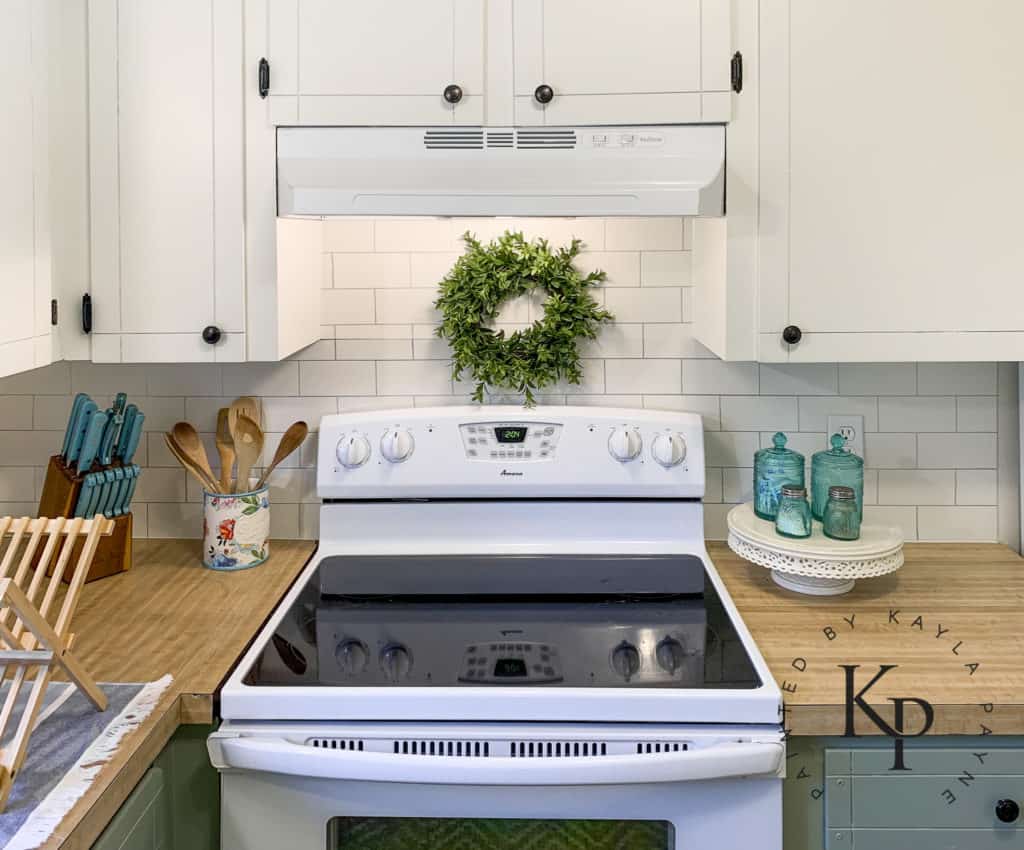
xmin=534 ymin=84 xmax=554 ymax=104
xmin=731 ymin=52 xmax=743 ymax=93
xmin=995 ymin=799 xmax=1020 ymax=823
xmin=443 ymin=84 xmax=463 ymax=104
xmin=81 ymin=294 xmax=92 ymax=334
xmin=202 ymin=325 xmax=223 ymax=345
xmin=782 ymin=325 xmax=802 ymax=345
xmin=258 ymin=58 xmax=270 ymax=99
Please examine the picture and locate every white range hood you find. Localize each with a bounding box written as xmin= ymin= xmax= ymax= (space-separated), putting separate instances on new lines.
xmin=276 ymin=125 xmax=725 ymax=218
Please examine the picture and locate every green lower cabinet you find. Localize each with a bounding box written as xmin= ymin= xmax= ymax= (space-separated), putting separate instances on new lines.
xmin=92 ymin=724 xmax=218 ymax=850
xmin=785 ymin=736 xmax=1024 ymax=850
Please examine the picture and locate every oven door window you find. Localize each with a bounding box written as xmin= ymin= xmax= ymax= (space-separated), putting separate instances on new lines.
xmin=327 ymin=817 xmax=673 ymax=849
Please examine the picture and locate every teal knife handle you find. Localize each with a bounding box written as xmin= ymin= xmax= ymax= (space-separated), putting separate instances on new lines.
xmin=77 ymin=411 xmax=108 ymax=475
xmin=117 ymin=405 xmax=138 ymax=459
xmin=123 ymin=466 xmax=141 ymax=513
xmin=67 ymin=400 xmax=98 ymax=464
xmin=61 ymin=393 xmax=90 ymax=461
xmin=113 ymin=392 xmax=127 ymax=415
xmin=74 ymin=474 xmax=95 ymax=518
xmin=122 ymin=412 xmax=145 ymax=464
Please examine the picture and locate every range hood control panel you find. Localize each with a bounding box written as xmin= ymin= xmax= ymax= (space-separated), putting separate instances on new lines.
xmin=318 ymin=406 xmax=705 ymax=500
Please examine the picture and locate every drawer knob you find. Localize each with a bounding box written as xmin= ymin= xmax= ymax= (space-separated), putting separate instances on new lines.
xmin=995 ymin=799 xmax=1020 ymax=823
xmin=534 ymin=84 xmax=554 ymax=104
xmin=202 ymin=325 xmax=222 ymax=345
xmin=782 ymin=325 xmax=802 ymax=345
xmin=443 ymin=84 xmax=463 ymax=104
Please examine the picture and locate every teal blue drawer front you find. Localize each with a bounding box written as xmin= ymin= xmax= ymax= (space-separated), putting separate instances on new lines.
xmin=825 ymin=748 xmax=1024 ymax=849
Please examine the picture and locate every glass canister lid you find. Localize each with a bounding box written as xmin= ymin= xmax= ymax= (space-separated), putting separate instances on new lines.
xmin=813 ymin=433 xmax=864 ymax=469
xmin=755 ymin=432 xmax=805 ymax=463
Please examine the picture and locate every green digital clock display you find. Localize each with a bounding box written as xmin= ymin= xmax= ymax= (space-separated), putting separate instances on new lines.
xmin=495 ymin=427 xmax=528 ymax=443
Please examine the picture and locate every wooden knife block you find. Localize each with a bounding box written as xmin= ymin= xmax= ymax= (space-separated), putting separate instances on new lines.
xmin=37 ymin=455 xmax=133 ymax=582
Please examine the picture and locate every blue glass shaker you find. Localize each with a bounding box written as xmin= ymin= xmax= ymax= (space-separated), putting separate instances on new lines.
xmin=753 ymin=432 xmax=805 ymax=521
xmin=775 ymin=485 xmax=812 ymax=538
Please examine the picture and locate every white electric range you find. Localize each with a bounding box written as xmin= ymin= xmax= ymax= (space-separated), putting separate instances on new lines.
xmin=209 ymin=407 xmax=784 ymax=850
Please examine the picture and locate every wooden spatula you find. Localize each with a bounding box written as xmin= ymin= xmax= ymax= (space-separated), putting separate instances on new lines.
xmin=255 ymin=421 xmax=309 ymax=490
xmin=170 ymin=422 xmax=220 ymax=492
xmin=228 ymin=396 xmax=261 ymax=439
xmin=215 ymin=408 xmax=235 ymax=493
xmin=164 ymin=433 xmax=219 ymax=492
xmin=232 ymin=414 xmax=264 ymax=493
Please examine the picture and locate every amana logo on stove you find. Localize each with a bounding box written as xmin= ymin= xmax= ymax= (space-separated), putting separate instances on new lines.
xmin=499 ymin=469 xmax=524 ymax=477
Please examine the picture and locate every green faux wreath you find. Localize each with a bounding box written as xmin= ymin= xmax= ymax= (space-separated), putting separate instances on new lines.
xmin=435 ymin=232 xmax=613 ymax=405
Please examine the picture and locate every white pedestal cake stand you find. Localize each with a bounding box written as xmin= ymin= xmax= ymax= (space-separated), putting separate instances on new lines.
xmin=726 ymin=502 xmax=904 ymax=596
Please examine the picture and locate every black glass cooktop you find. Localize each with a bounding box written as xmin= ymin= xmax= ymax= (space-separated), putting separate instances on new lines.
xmin=243 ymin=555 xmax=760 ymax=690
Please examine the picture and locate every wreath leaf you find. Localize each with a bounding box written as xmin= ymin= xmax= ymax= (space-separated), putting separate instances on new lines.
xmin=435 ymin=231 xmax=612 ymax=406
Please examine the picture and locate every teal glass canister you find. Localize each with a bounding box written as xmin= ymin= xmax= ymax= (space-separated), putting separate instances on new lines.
xmin=811 ymin=434 xmax=864 ymax=522
xmin=753 ymin=432 xmax=806 ymax=521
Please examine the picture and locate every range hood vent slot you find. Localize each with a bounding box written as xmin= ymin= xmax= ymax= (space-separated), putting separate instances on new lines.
xmin=486 ymin=131 xmax=514 ymax=149
xmin=423 ymin=130 xmax=484 ymax=150
xmin=515 ymin=129 xmax=577 ymax=150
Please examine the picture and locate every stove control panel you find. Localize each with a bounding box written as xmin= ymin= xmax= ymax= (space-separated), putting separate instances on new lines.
xmin=459 ymin=642 xmax=563 ymax=683
xmin=318 ymin=405 xmax=705 ymax=499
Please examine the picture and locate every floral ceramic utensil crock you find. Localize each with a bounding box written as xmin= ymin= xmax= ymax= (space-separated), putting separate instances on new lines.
xmin=203 ymin=482 xmax=270 ymax=570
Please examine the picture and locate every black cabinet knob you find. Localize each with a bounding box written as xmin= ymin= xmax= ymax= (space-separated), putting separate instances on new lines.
xmin=534 ymin=84 xmax=554 ymax=104
xmin=782 ymin=325 xmax=802 ymax=345
xmin=202 ymin=325 xmax=222 ymax=345
xmin=996 ymin=799 xmax=1020 ymax=823
xmin=443 ymin=84 xmax=463 ymax=104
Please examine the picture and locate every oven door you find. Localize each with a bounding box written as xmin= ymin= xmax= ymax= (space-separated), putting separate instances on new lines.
xmin=210 ymin=724 xmax=784 ymax=850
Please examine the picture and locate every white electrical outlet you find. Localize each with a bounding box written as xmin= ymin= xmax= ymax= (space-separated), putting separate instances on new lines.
xmin=826 ymin=414 xmax=865 ymax=457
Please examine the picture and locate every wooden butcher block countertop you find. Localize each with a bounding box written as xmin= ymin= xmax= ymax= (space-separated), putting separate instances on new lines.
xmin=709 ymin=541 xmax=1024 ymax=737
xmin=47 ymin=538 xmax=316 ymax=850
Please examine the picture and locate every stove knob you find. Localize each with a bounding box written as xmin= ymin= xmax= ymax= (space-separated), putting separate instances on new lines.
xmin=335 ymin=639 xmax=368 ymax=675
xmin=651 ymin=432 xmax=687 ymax=468
xmin=995 ymin=799 xmax=1020 ymax=824
xmin=380 ymin=428 xmax=415 ymax=464
xmin=607 ymin=427 xmax=642 ymax=462
xmin=380 ymin=644 xmax=412 ymax=681
xmin=656 ymin=637 xmax=686 ymax=674
xmin=611 ymin=641 xmax=641 ymax=682
xmin=336 ymin=433 xmax=371 ymax=469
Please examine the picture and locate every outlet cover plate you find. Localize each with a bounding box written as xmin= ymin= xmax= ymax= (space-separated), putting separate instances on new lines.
xmin=826 ymin=414 xmax=865 ymax=458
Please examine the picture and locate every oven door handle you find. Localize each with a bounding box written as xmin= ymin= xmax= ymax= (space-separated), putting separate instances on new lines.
xmin=212 ymin=737 xmax=784 ymax=785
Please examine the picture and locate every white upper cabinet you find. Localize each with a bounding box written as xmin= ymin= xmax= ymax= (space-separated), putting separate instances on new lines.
xmin=0 ymin=0 xmax=57 ymax=379
xmin=88 ymin=0 xmax=248 ymax=363
xmin=260 ymin=0 xmax=485 ymax=125
xmin=512 ymin=0 xmax=731 ymax=125
xmin=697 ymin=0 xmax=1024 ymax=363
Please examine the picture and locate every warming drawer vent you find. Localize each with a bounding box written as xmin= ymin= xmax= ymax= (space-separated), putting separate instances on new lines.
xmin=486 ymin=131 xmax=514 ymax=149
xmin=423 ymin=130 xmax=484 ymax=150
xmin=510 ymin=741 xmax=608 ymax=757
xmin=636 ymin=742 xmax=688 ymax=754
xmin=393 ymin=739 xmax=491 ymax=757
xmin=516 ymin=129 xmax=577 ymax=150
xmin=308 ymin=738 xmax=365 ymax=751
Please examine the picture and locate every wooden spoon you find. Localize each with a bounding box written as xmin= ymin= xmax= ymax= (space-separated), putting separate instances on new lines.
xmin=228 ymin=396 xmax=261 ymax=440
xmin=171 ymin=422 xmax=220 ymax=493
xmin=255 ymin=421 xmax=309 ymax=490
xmin=232 ymin=414 xmax=264 ymax=493
xmin=164 ymin=434 xmax=219 ymax=492
xmin=215 ymin=408 xmax=235 ymax=493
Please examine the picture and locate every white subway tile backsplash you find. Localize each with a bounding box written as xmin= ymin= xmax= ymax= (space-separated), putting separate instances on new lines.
xmin=719 ymin=396 xmax=798 ymax=432
xmin=759 ymin=364 xmax=838 ymax=396
xmin=0 ymin=218 xmax=1007 ymax=545
xmin=605 ymin=218 xmax=683 ymax=251
xmin=917 ymin=433 xmax=997 ymax=469
xmin=956 ymin=396 xmax=998 ymax=432
xmin=877 ymin=469 xmax=955 ymax=505
xmin=640 ymin=252 xmax=692 ymax=286
xmin=798 ymin=397 xmax=878 ymax=433
xmin=375 ymin=289 xmax=440 ymax=325
xmin=878 ymin=397 xmax=956 ymax=433
xmin=837 ymin=364 xmax=916 ymax=396
xmin=333 ymin=253 xmax=410 ymax=288
xmin=605 ymin=359 xmax=679 ymax=394
xmin=918 ymin=362 xmax=997 ymax=396
xmin=603 ymin=288 xmax=681 ymax=323
xmin=298 ymin=362 xmax=376 ymax=397
xmin=322 ymin=289 xmax=375 ymax=324
xmin=917 ymin=506 xmax=998 ymax=541
xmin=956 ymin=469 xmax=998 ymax=505
xmin=682 ymin=361 xmax=758 ymax=395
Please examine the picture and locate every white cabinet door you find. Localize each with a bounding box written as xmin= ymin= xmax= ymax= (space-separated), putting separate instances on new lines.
xmin=88 ymin=0 xmax=246 ymax=363
xmin=512 ymin=0 xmax=730 ymax=125
xmin=0 ymin=0 xmax=57 ymax=379
xmin=262 ymin=0 xmax=485 ymax=125
xmin=757 ymin=0 xmax=1024 ymax=362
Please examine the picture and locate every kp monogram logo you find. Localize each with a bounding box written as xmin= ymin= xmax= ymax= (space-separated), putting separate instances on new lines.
xmin=840 ymin=663 xmax=934 ymax=770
